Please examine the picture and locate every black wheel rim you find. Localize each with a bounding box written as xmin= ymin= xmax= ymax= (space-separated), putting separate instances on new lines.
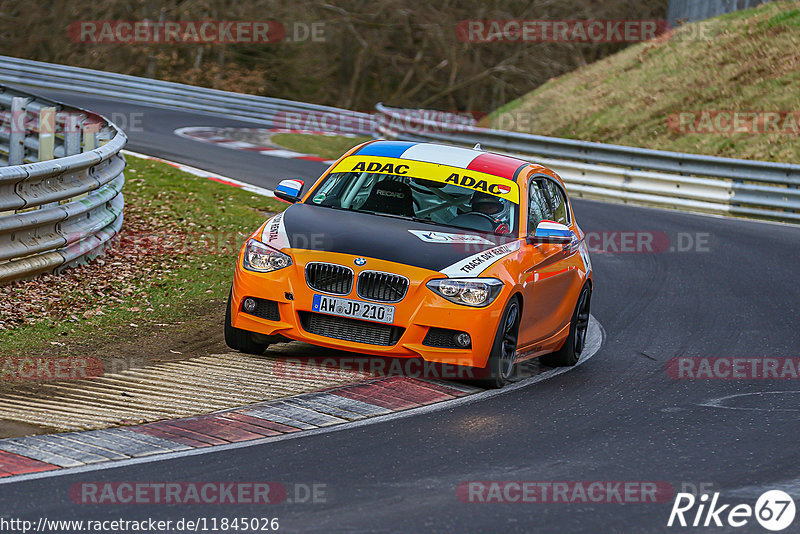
xmin=500 ymin=302 xmax=519 ymax=379
xmin=573 ymin=290 xmax=591 ymax=355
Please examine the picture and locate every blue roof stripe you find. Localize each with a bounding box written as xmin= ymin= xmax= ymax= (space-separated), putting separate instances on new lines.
xmin=355 ymin=141 xmax=418 ymax=158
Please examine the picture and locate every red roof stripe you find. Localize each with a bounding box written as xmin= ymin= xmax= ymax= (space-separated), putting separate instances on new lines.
xmin=466 ymin=153 xmax=528 ymax=180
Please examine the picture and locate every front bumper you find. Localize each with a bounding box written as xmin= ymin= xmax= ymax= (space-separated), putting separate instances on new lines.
xmin=231 ymin=248 xmax=509 ymax=369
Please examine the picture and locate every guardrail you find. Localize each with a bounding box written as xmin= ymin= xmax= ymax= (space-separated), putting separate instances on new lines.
xmin=2 ymin=56 xmax=796 ymax=224
xmin=0 ymin=55 xmax=373 ymax=136
xmin=0 ymin=85 xmax=126 ymax=284
xmin=375 ymin=104 xmax=800 ymax=223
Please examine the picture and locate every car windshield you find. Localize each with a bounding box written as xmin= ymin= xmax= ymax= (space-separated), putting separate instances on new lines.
xmin=306 ymin=171 xmax=519 ymax=235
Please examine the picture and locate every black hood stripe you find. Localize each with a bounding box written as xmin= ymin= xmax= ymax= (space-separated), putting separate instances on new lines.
xmin=280 ymin=203 xmax=518 ymax=273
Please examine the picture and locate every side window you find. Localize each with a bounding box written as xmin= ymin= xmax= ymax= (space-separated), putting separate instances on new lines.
xmin=528 ymin=179 xmax=550 ymax=232
xmin=528 ymin=178 xmax=570 ymax=232
xmin=545 ymin=181 xmax=569 ymax=225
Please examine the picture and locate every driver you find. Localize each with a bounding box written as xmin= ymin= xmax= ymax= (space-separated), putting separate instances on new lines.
xmin=469 ymin=192 xmax=510 ymax=234
xmin=470 ymin=191 xmax=504 ymax=216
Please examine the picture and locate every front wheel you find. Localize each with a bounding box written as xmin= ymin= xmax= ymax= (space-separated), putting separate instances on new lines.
xmin=540 ymin=284 xmax=591 ymax=367
xmin=225 ymin=290 xmax=270 ymax=355
xmin=475 ymin=296 xmax=521 ymax=389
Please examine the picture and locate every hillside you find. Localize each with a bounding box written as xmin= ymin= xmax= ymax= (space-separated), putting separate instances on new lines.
xmin=0 ymin=0 xmax=666 ymax=113
xmin=487 ymin=2 xmax=800 ymax=163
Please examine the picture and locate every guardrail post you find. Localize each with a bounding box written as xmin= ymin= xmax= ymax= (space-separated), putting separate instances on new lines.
xmin=64 ymin=112 xmax=82 ymax=156
xmin=38 ymin=107 xmax=57 ymax=209
xmin=9 ymin=97 xmax=26 ymax=165
xmin=83 ymin=122 xmax=98 ymax=152
xmin=68 ymin=120 xmax=101 ymax=205
xmin=38 ymin=107 xmax=56 ymax=162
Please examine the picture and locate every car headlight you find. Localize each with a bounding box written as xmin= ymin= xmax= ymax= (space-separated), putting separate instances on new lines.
xmin=426 ymin=278 xmax=504 ymax=307
xmin=243 ymin=239 xmax=292 ymax=273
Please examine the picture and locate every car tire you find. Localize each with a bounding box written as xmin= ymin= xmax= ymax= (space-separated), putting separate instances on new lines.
xmin=225 ymin=290 xmax=270 ymax=355
xmin=540 ymin=284 xmax=591 ymax=367
xmin=475 ymin=296 xmax=521 ymax=389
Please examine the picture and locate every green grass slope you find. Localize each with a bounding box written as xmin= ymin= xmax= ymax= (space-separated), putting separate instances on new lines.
xmin=487 ymin=2 xmax=800 ymax=163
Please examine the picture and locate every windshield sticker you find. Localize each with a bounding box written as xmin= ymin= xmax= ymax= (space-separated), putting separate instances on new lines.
xmin=331 ymin=156 xmax=520 ymax=203
xmin=439 ymin=239 xmax=522 ymax=277
xmin=408 ymin=230 xmax=494 ymax=245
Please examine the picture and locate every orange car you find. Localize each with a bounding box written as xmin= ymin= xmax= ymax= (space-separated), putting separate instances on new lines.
xmin=226 ymin=141 xmax=592 ymax=387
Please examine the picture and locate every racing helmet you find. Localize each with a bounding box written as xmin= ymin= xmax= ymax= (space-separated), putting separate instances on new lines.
xmin=470 ymin=191 xmax=504 ymax=215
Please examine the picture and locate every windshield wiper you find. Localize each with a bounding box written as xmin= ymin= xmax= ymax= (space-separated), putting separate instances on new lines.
xmin=358 ymin=209 xmax=437 ymax=226
xmin=309 ymin=203 xmax=350 ymax=212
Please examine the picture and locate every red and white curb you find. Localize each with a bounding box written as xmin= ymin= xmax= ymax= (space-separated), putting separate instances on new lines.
xmin=0 ymin=318 xmax=602 ymax=482
xmin=122 ymin=150 xmax=275 ymax=197
xmin=0 ymin=377 xmax=479 ymax=477
xmin=174 ymin=126 xmax=345 ymax=164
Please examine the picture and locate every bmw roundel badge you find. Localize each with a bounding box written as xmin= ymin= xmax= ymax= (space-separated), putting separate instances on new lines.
xmin=354 ymin=258 xmax=367 ymax=266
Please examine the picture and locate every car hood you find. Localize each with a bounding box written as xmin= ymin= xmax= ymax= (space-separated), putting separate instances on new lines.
xmin=262 ymin=203 xmax=520 ymax=273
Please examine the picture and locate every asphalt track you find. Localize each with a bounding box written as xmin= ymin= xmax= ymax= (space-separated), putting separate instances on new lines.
xmin=3 ymin=89 xmax=800 ymax=533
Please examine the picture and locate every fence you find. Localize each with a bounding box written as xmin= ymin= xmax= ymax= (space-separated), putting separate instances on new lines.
xmin=375 ymin=105 xmax=800 ymax=223
xmin=2 ymin=56 xmax=798 ymax=236
xmin=667 ymin=0 xmax=772 ymax=23
xmin=0 ymin=85 xmax=126 ymax=284
xmin=0 ymin=55 xmax=373 ymax=136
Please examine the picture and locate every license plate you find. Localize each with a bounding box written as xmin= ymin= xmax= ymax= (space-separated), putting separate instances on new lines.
xmin=312 ymin=294 xmax=395 ymax=324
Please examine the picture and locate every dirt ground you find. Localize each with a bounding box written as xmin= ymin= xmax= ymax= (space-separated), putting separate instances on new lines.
xmin=0 ymin=300 xmax=229 ymax=437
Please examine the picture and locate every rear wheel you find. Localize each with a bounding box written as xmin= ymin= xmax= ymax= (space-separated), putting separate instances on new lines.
xmin=225 ymin=290 xmax=270 ymax=355
xmin=475 ymin=296 xmax=521 ymax=389
xmin=540 ymin=284 xmax=591 ymax=367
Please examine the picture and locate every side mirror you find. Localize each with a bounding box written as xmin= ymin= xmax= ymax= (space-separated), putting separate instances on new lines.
xmin=274 ymin=179 xmax=304 ymax=203
xmin=528 ymin=220 xmax=572 ymax=245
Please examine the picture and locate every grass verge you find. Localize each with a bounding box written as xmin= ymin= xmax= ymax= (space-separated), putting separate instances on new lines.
xmin=0 ymin=155 xmax=286 ymax=361
xmin=270 ymin=133 xmax=372 ymax=160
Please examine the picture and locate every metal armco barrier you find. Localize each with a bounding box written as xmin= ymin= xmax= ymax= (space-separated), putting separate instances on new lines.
xmin=0 ymin=55 xmax=373 ymax=136
xmin=0 ymin=85 xmax=126 ymax=284
xmin=2 ymin=56 xmax=796 ymax=224
xmin=375 ymin=104 xmax=800 ymax=223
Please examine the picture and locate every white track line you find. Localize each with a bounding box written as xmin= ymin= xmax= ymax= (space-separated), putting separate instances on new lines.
xmin=174 ymin=126 xmax=337 ymax=164
xmin=0 ymin=318 xmax=604 ymax=485
xmin=699 ymin=391 xmax=800 ymax=412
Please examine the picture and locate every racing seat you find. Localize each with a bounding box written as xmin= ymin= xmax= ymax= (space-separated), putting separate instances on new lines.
xmin=359 ymin=179 xmax=415 ymax=217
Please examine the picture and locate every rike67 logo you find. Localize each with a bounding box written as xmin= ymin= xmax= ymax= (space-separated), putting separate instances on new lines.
xmin=668 ymin=490 xmax=795 ymax=531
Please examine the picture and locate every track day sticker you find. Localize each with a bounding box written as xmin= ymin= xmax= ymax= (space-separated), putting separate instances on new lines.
xmin=261 ymin=212 xmax=290 ymax=250
xmin=440 ymin=239 xmax=522 ymax=277
xmin=408 ymin=230 xmax=494 ymax=245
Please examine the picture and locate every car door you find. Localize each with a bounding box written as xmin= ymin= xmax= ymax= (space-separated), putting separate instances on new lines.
xmin=518 ymin=176 xmax=584 ymax=351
